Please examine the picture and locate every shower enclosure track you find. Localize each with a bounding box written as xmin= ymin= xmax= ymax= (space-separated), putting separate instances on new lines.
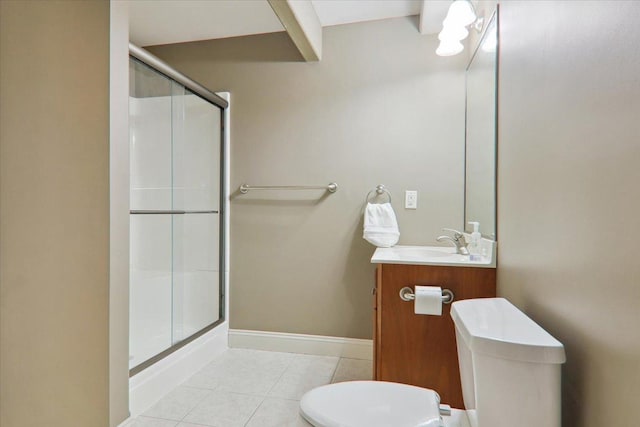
xmin=129 ymin=43 xmax=228 ymax=109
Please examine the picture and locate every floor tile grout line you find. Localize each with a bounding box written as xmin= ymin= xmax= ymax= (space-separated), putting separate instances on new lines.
xmin=329 ymin=357 xmax=343 ymax=384
xmin=142 ymin=381 xmax=219 ymax=422
xmin=242 ymin=395 xmax=267 ymax=427
xmin=179 ymin=383 xmax=218 ymax=392
xmin=136 ymin=350 xmax=362 ymax=426
xmin=262 ymin=352 xmax=298 ymax=398
xmin=177 ymin=385 xmax=219 ymax=424
xmin=136 ymin=415 xmax=181 ymax=425
xmin=181 ymin=348 xmax=274 ymax=425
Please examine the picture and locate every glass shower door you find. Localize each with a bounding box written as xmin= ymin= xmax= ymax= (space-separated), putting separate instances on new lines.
xmin=129 ymin=58 xmax=224 ymax=372
xmin=129 ymin=59 xmax=174 ymax=369
xmin=171 ymin=86 xmax=222 ymax=342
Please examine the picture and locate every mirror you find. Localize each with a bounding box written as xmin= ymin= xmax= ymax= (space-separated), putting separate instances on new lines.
xmin=464 ymin=9 xmax=498 ymax=240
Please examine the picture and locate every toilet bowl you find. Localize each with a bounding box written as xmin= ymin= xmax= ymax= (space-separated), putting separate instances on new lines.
xmin=300 ymin=298 xmax=566 ymax=427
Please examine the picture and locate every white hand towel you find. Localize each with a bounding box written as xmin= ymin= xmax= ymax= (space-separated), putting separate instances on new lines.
xmin=363 ymin=202 xmax=400 ymax=248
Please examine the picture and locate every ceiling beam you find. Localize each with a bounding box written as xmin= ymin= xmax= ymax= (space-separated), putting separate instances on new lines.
xmin=419 ymin=0 xmax=451 ymax=35
xmin=267 ymin=0 xmax=322 ymax=61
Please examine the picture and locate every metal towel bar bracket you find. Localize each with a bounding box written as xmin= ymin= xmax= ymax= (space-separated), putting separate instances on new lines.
xmin=399 ymin=286 xmax=455 ymax=304
xmin=239 ymin=183 xmax=338 ymax=194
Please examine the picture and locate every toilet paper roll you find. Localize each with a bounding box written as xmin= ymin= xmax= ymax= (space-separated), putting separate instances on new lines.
xmin=414 ymin=286 xmax=443 ymax=316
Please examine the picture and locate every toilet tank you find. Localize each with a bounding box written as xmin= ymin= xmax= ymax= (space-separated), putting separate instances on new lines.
xmin=450 ymin=298 xmax=566 ymax=427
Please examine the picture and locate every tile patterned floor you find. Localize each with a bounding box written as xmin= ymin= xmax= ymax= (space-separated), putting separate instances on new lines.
xmin=126 ymin=349 xmax=373 ymax=427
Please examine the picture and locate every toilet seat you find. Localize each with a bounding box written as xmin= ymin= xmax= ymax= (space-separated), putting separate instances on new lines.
xmin=299 ymin=381 xmax=443 ymax=427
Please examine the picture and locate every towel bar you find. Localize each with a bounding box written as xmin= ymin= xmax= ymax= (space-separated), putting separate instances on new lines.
xmin=239 ymin=183 xmax=338 ymax=194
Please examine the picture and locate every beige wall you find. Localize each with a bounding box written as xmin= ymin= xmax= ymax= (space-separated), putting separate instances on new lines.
xmin=497 ymin=1 xmax=640 ymax=426
xmin=0 ymin=1 xmax=111 ymax=425
xmin=150 ymin=17 xmax=467 ymax=339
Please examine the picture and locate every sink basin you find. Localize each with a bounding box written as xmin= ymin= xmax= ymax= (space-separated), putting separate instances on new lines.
xmin=393 ymin=247 xmax=458 ymax=259
xmin=371 ymin=244 xmax=495 ymax=268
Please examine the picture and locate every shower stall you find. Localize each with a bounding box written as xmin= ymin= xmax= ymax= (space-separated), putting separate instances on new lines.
xmin=128 ymin=45 xmax=227 ymax=374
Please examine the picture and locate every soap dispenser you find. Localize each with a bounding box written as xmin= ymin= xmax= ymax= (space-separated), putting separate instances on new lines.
xmin=468 ymin=221 xmax=482 ymax=260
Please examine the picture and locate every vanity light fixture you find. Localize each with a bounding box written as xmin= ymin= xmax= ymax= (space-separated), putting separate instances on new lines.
xmin=436 ymin=0 xmax=483 ymax=57
xmin=481 ymin=21 xmax=497 ymax=53
xmin=436 ymin=39 xmax=464 ymax=56
xmin=444 ymin=0 xmax=477 ymax=27
xmin=438 ymin=25 xmax=469 ymax=42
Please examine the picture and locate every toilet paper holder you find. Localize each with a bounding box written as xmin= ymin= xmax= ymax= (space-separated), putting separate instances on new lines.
xmin=399 ymin=286 xmax=454 ymax=304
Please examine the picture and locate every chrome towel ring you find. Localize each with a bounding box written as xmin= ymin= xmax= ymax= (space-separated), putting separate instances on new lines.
xmin=365 ymin=184 xmax=392 ymax=204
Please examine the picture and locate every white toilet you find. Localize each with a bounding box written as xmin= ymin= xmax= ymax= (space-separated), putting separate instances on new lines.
xmin=300 ymin=298 xmax=566 ymax=427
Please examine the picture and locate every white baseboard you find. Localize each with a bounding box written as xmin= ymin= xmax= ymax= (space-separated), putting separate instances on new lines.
xmin=228 ymin=329 xmax=373 ymax=360
xmin=129 ymin=322 xmax=229 ymax=416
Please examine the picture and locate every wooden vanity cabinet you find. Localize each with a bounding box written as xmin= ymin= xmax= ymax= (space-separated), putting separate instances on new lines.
xmin=373 ymin=263 xmax=496 ymax=408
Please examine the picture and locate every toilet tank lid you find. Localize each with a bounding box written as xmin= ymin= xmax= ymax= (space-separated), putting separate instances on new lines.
xmin=451 ymin=298 xmax=566 ymax=364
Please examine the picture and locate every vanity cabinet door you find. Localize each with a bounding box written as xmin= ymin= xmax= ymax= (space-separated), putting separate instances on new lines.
xmin=374 ymin=264 xmax=496 ymax=408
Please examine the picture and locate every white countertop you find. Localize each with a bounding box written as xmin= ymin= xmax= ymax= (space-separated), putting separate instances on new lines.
xmin=371 ymin=243 xmax=496 ymax=268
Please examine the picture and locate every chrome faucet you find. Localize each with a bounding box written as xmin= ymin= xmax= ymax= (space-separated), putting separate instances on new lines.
xmin=436 ymin=228 xmax=470 ymax=255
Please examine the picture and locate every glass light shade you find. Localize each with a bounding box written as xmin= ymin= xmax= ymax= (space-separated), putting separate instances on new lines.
xmin=436 ymin=39 xmax=464 ymax=57
xmin=445 ymin=0 xmax=477 ymax=27
xmin=481 ymin=31 xmax=497 ymax=53
xmin=438 ymin=25 xmax=469 ymax=41
xmin=481 ymin=19 xmax=498 ymax=53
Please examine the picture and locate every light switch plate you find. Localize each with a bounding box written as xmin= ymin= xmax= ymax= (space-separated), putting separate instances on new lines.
xmin=405 ymin=190 xmax=418 ymax=209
